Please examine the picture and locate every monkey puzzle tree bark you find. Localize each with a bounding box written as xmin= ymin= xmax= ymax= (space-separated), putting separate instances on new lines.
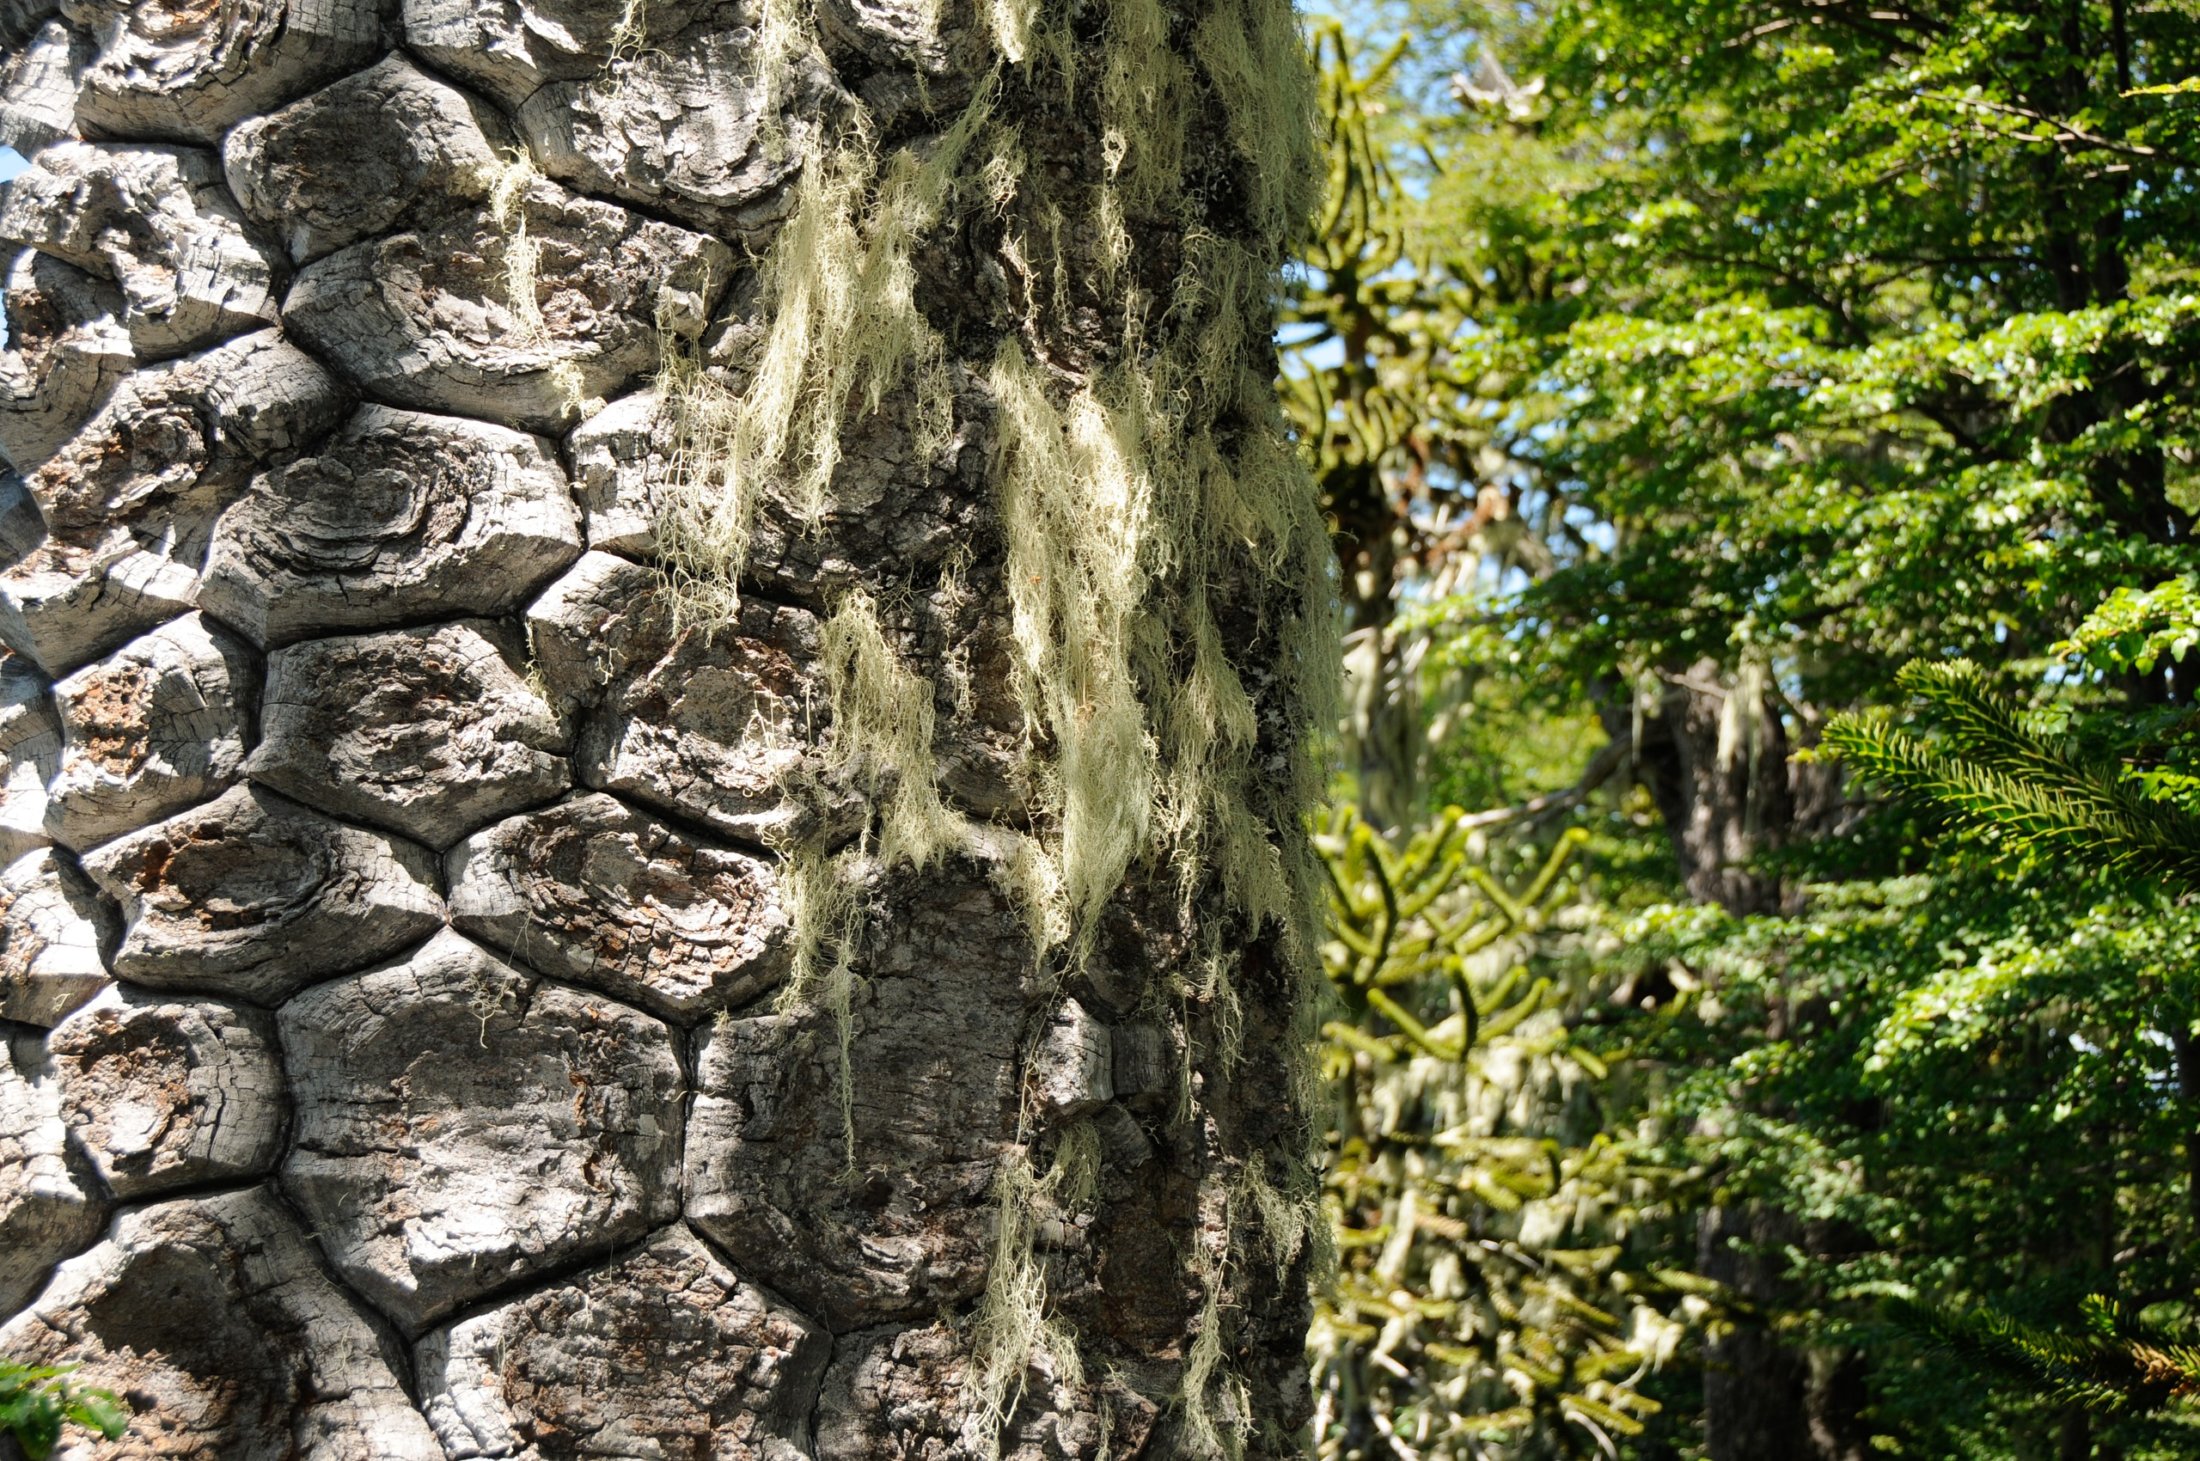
xmin=0 ymin=2 xmax=1332 ymax=1457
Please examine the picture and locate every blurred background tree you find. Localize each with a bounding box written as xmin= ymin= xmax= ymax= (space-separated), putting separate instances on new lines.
xmin=1310 ymin=807 xmax=1703 ymax=1458
xmin=1297 ymin=1 xmax=2200 ymax=1456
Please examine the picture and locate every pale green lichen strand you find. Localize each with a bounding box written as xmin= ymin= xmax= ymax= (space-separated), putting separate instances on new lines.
xmin=774 ymin=846 xmax=866 ymax=1173
xmin=657 ymin=74 xmax=994 ymax=630
xmin=967 ymin=1121 xmax=1102 ymax=1442
xmin=484 ymin=151 xmax=590 ymax=412
xmin=818 ymin=589 xmax=964 ymax=871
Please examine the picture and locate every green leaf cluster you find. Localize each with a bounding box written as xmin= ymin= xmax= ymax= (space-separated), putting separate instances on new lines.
xmin=0 ymin=1362 xmax=124 ymax=1460
xmin=2058 ymin=576 xmax=2200 ymax=678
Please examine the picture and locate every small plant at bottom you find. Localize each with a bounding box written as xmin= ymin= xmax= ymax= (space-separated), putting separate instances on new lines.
xmin=0 ymin=1361 xmax=125 ymax=1459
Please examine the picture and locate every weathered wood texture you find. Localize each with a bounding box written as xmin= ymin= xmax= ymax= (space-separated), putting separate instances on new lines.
xmin=447 ymin=791 xmax=791 ymax=1019
xmin=0 ymin=1189 xmax=442 ymax=1458
xmin=83 ymin=782 xmax=446 ymax=1001
xmin=417 ymin=1225 xmax=830 ymax=1460
xmin=49 ymin=987 xmax=285 ymax=1197
xmin=251 ymin=621 xmax=570 ymax=847
xmin=0 ymin=1029 xmax=102 ymax=1316
xmin=0 ymin=1 xmax=1321 ymax=1456
xmin=279 ymin=929 xmax=684 ymax=1334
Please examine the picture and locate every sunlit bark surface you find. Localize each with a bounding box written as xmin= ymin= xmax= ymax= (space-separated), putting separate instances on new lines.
xmin=0 ymin=1 xmax=1326 ymax=1455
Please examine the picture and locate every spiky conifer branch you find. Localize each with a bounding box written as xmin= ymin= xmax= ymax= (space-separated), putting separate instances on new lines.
xmin=1890 ymin=1295 xmax=2200 ymax=1416
xmin=1832 ymin=656 xmax=2200 ymax=1420
xmin=1824 ymin=659 xmax=2200 ymax=891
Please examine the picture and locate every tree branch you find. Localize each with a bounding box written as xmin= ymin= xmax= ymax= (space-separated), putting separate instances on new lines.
xmin=1911 ymin=90 xmax=2160 ymax=162
xmin=1456 ymin=740 xmax=1629 ymax=832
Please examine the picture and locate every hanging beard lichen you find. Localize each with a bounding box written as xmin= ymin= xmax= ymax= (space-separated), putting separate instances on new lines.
xmin=483 ymin=150 xmax=592 ymax=415
xmin=967 ymin=1120 xmax=1104 ymax=1440
xmin=649 ymin=1 xmax=1330 ymax=1453
xmin=656 ymin=11 xmax=995 ymax=632
xmin=774 ymin=586 xmax=966 ymax=1176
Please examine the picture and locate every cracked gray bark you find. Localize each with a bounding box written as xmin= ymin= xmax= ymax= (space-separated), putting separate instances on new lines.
xmin=417 ymin=1224 xmax=830 ymax=1460
xmin=567 ymin=386 xmax=993 ymax=604
xmin=686 ymin=858 xmax=1035 ymax=1332
xmin=0 ymin=332 xmax=346 ymax=675
xmin=0 ymin=847 xmax=110 ymax=1026
xmin=0 ymin=141 xmax=285 ymax=357
xmin=0 ymin=1188 xmax=442 ymax=1459
xmin=250 ymin=620 xmax=570 ymax=848
xmin=0 ymin=659 xmax=61 ymax=864
xmin=527 ymin=550 xmax=832 ymax=847
xmin=82 ymin=782 xmax=445 ymax=1002
xmin=279 ymin=929 xmax=684 ymax=1334
xmin=43 ymin=612 xmax=259 ymax=849
xmin=200 ymin=405 xmax=581 ymax=647
xmin=0 ymin=2 xmax=1323 ymax=1455
xmin=448 ymin=791 xmax=791 ymax=1020
xmin=282 ymin=179 xmax=730 ymax=432
xmin=513 ymin=11 xmax=838 ymax=244
xmin=49 ymin=986 xmax=285 ymax=1197
xmin=0 ymin=248 xmax=133 ymax=472
xmin=0 ymin=1028 xmax=103 ymax=1315
xmin=222 ymin=56 xmax=510 ymax=265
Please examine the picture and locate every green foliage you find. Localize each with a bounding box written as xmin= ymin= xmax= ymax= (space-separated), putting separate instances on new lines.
xmin=1311 ymin=0 xmax=2200 ymax=1453
xmin=1892 ymin=1295 xmax=2200 ymax=1417
xmin=1824 ymin=658 xmax=2200 ymax=889
xmin=1284 ymin=18 xmax=1591 ymax=826
xmin=1620 ymin=857 xmax=2200 ymax=1454
xmin=1389 ymin=0 xmax=2200 ymax=1441
xmin=0 ymin=1362 xmax=124 ymax=1459
xmin=1311 ymin=809 xmax=1697 ymax=1457
xmin=1284 ymin=21 xmax=1423 ymax=487
xmin=1380 ymin=0 xmax=2200 ymax=709
xmin=1807 ymin=634 xmax=2200 ymax=1428
xmin=2058 ymin=576 xmax=2200 ymax=678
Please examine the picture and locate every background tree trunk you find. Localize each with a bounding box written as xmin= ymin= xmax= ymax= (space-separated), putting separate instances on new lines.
xmin=1613 ymin=663 xmax=1866 ymax=1461
xmin=1334 ymin=464 xmax=1416 ymax=834
xmin=0 ymin=2 xmax=1329 ymax=1456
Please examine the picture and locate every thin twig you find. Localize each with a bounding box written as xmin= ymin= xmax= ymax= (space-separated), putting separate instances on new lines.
xmin=1912 ymin=90 xmax=2160 ymax=161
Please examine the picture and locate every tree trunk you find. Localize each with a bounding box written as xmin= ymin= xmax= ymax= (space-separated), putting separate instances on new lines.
xmin=0 ymin=3 xmax=1330 ymax=1457
xmin=1333 ymin=461 xmax=1414 ymax=834
xmin=1607 ymin=660 xmax=1818 ymax=918
xmin=1614 ymin=663 xmax=1867 ymax=1461
xmin=1340 ymin=569 xmax=1416 ymax=835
